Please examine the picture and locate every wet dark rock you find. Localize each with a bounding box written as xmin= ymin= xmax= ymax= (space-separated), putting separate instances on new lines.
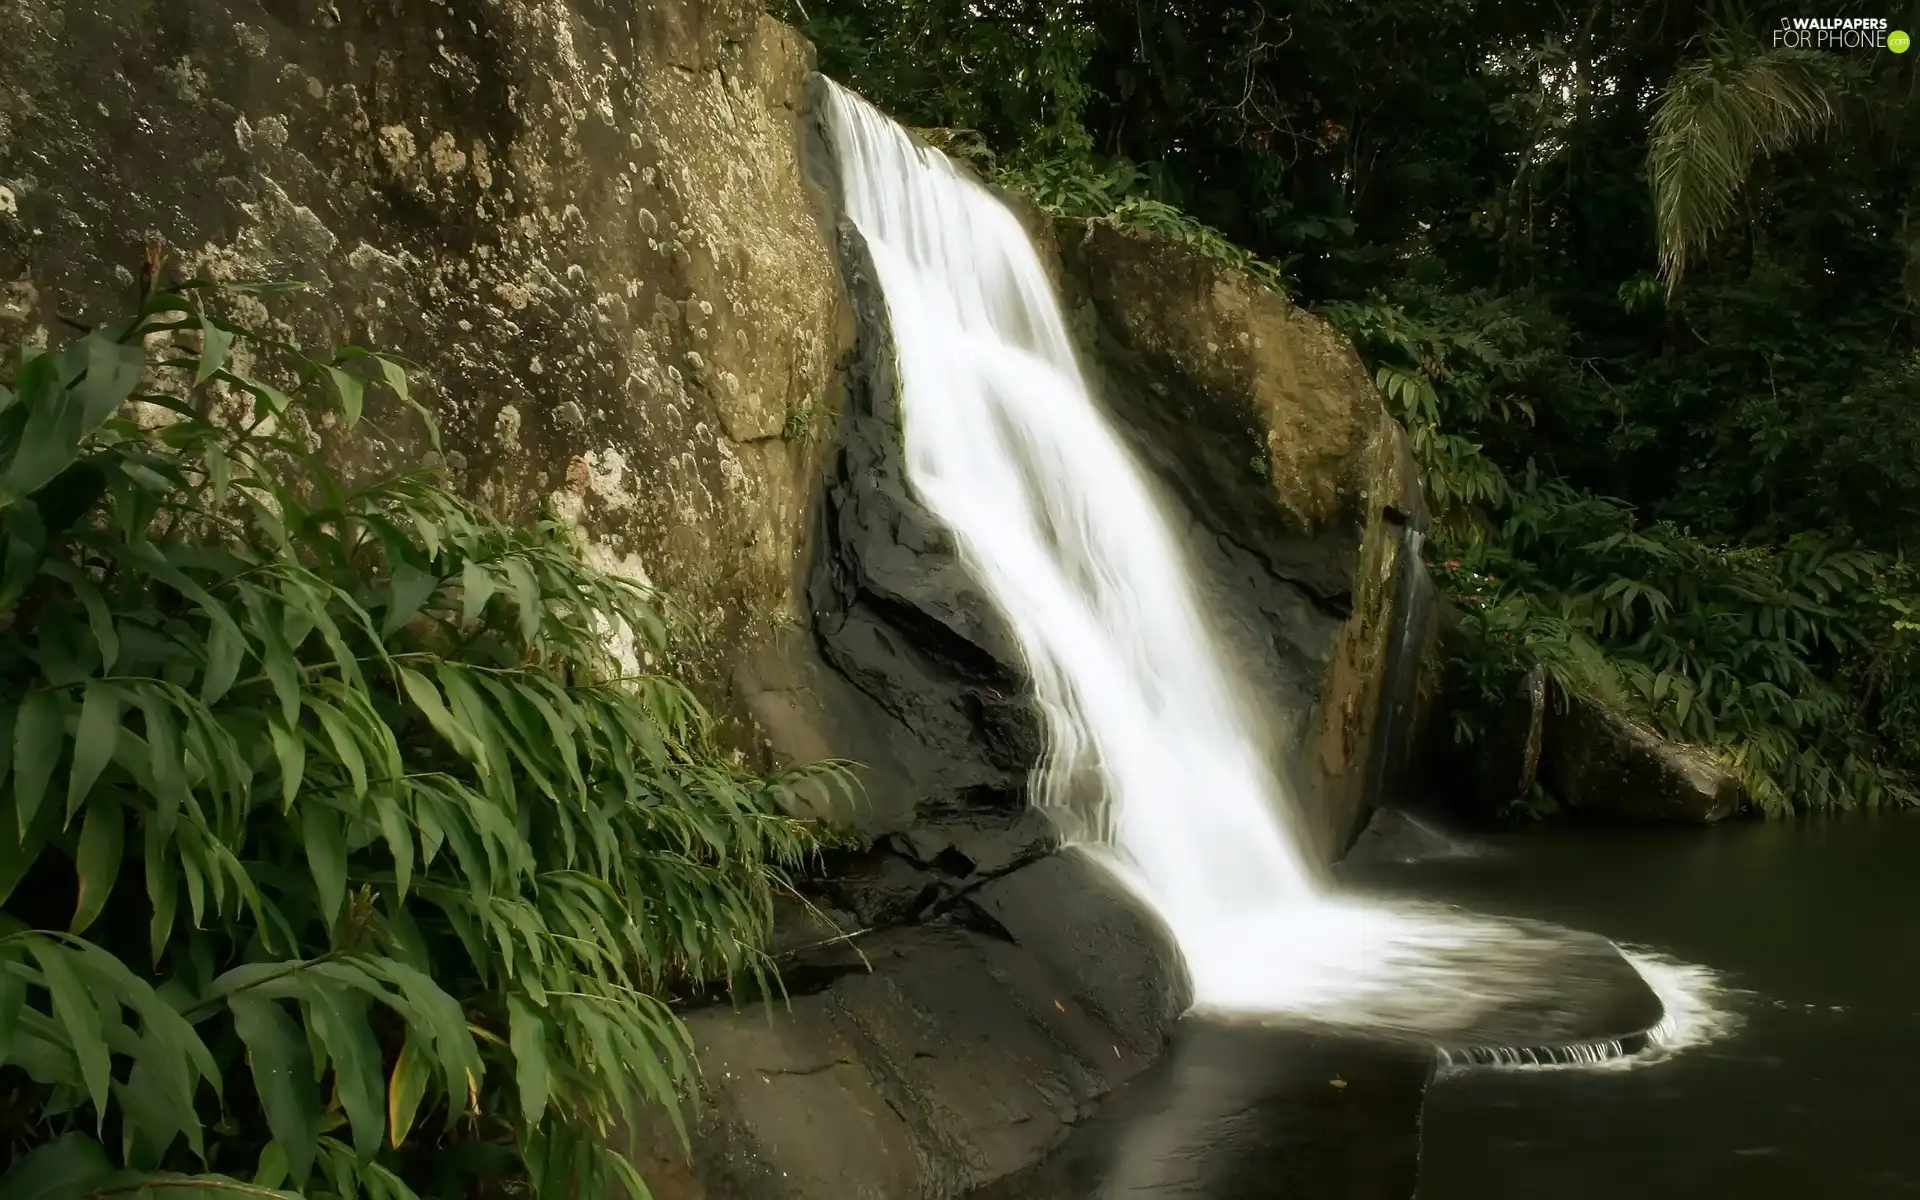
xmin=627 ymin=925 xmax=1162 ymax=1200
xmin=795 ymin=117 xmax=1044 ymax=828
xmin=1421 ymin=918 xmax=1664 ymax=1059
xmin=1469 ymin=664 xmax=1549 ymax=813
xmin=1341 ymin=807 xmax=1481 ymax=867
xmin=822 ymin=852 xmax=945 ymax=928
xmin=1541 ymin=691 xmax=1743 ymax=824
xmin=970 ymin=852 xmax=1192 ymax=1060
xmin=895 ymin=808 xmax=1060 ymax=880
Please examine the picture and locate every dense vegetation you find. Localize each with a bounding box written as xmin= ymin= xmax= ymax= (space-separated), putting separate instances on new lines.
xmin=787 ymin=0 xmax=1920 ymax=815
xmin=0 ymin=273 xmax=848 ymax=1197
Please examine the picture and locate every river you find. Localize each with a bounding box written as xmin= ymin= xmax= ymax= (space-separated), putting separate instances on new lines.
xmin=978 ymin=811 xmax=1920 ymax=1198
xmin=1378 ymin=811 xmax=1920 ymax=1198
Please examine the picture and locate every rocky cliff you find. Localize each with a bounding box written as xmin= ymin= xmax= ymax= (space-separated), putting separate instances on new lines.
xmin=0 ymin=0 xmax=846 ymax=686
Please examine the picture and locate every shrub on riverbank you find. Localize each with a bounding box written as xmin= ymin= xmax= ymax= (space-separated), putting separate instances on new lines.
xmin=0 ymin=274 xmax=850 ymax=1197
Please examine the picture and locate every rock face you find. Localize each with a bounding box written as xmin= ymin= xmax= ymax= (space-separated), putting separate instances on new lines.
xmin=1540 ymin=691 xmax=1743 ymax=823
xmin=0 ymin=0 xmax=846 ymax=685
xmin=1470 ymin=663 xmax=1549 ymax=814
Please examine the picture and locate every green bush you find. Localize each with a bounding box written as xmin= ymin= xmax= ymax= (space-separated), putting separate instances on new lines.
xmin=1325 ymin=293 xmax=1917 ymax=815
xmin=0 ymin=278 xmax=851 ymax=1197
xmin=996 ymin=155 xmax=1294 ymax=294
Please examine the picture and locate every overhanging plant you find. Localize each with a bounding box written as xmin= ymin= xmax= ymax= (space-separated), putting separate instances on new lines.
xmin=0 ymin=267 xmax=853 ymax=1198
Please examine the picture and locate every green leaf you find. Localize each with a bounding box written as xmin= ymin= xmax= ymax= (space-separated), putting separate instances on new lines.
xmin=375 ymin=792 xmax=413 ymax=901
xmin=70 ymin=795 xmax=124 ymax=935
xmin=30 ymin=939 xmax=112 ymax=1120
xmin=0 ymin=957 xmax=26 ymax=1062
xmin=197 ymin=317 xmax=236 ymax=384
xmin=253 ymin=1139 xmax=291 ymax=1189
xmin=374 ymin=355 xmax=410 ymax=404
xmin=2 ymin=502 xmax=49 ymax=605
xmin=116 ymin=1056 xmax=193 ymax=1163
xmin=75 ymin=335 xmax=146 ymax=428
xmin=223 ymin=372 xmax=298 ymax=423
xmin=14 ymin=691 xmax=65 ymax=835
xmin=66 ymin=683 xmax=121 ymax=820
xmin=0 ymin=797 xmax=48 ymax=909
xmin=397 ymin=667 xmax=469 ymax=760
xmin=202 ymin=618 xmax=247 ymax=705
xmin=269 ymin=719 xmax=306 ymax=811
xmin=0 ymin=1132 xmax=116 ymax=1200
xmin=3 ymin=343 xmax=119 ymax=502
xmin=369 ymin=959 xmax=481 ymax=1119
xmin=246 ymin=593 xmax=304 ymax=726
xmin=507 ymin=994 xmax=551 ymax=1125
xmin=382 ymin=562 xmax=439 ymax=639
xmin=206 ymin=443 xmax=232 ymax=505
xmin=302 ymin=804 xmax=348 ymax=930
xmin=299 ymin=979 xmax=386 ymax=1159
xmin=138 ymin=689 xmax=190 ymax=834
xmin=40 ymin=558 xmax=119 ymax=669
xmin=506 ymin=558 xmax=542 ymax=641
xmin=325 ymin=367 xmax=365 ymax=428
xmin=145 ymin=818 xmax=179 ymax=964
xmin=308 ymin=698 xmax=367 ymax=798
xmin=385 ymin=1035 xmax=430 ymax=1148
xmin=230 ymin=992 xmax=321 ymax=1186
xmin=460 ymin=561 xmax=496 ymax=626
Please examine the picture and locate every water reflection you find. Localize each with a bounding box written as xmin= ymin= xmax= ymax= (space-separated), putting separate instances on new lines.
xmin=975 ymin=1021 xmax=1429 ymax=1199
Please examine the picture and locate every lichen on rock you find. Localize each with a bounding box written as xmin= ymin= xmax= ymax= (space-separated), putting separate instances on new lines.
xmin=0 ymin=0 xmax=850 ymax=701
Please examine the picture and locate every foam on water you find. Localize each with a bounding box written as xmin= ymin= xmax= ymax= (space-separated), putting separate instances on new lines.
xmin=819 ymin=80 xmax=1728 ymax=1063
xmin=1438 ymin=950 xmax=1738 ymax=1072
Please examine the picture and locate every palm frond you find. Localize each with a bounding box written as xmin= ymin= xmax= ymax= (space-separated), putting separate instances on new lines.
xmin=1649 ymin=45 xmax=1847 ymax=290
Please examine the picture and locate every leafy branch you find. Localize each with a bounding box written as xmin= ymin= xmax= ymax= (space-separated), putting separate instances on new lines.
xmin=0 ymin=279 xmax=857 ymax=1198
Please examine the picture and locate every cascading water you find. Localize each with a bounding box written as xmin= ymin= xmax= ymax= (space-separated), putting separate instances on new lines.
xmin=819 ymin=80 xmax=1726 ymax=1046
xmin=820 ymin=81 xmax=1319 ymax=984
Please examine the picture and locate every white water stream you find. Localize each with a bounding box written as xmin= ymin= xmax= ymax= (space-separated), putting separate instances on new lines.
xmin=820 ymin=82 xmax=1725 ymax=1050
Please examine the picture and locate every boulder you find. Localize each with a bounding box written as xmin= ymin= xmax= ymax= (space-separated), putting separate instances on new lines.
xmin=627 ymin=917 xmax=1173 ymax=1200
xmin=1340 ymin=807 xmax=1481 ymax=867
xmin=0 ymin=0 xmax=848 ymax=693
xmin=1540 ymin=691 xmax=1743 ymax=823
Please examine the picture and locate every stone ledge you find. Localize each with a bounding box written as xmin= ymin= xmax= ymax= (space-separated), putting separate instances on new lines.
xmin=628 ymin=886 xmax=1182 ymax=1199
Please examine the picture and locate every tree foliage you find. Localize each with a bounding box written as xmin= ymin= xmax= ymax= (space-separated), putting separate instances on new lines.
xmin=0 ymin=278 xmax=851 ymax=1196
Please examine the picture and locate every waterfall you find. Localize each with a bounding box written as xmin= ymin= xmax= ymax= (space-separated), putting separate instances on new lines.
xmin=822 ymin=83 xmax=1318 ymax=998
xmin=817 ymin=81 xmax=1726 ymax=1042
xmin=1366 ymin=525 xmax=1435 ymax=809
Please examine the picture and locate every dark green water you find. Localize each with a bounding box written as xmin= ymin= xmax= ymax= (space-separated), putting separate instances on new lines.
xmin=1350 ymin=812 xmax=1920 ymax=1198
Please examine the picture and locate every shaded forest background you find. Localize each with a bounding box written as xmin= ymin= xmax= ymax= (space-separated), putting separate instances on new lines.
xmin=782 ymin=0 xmax=1920 ymax=815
